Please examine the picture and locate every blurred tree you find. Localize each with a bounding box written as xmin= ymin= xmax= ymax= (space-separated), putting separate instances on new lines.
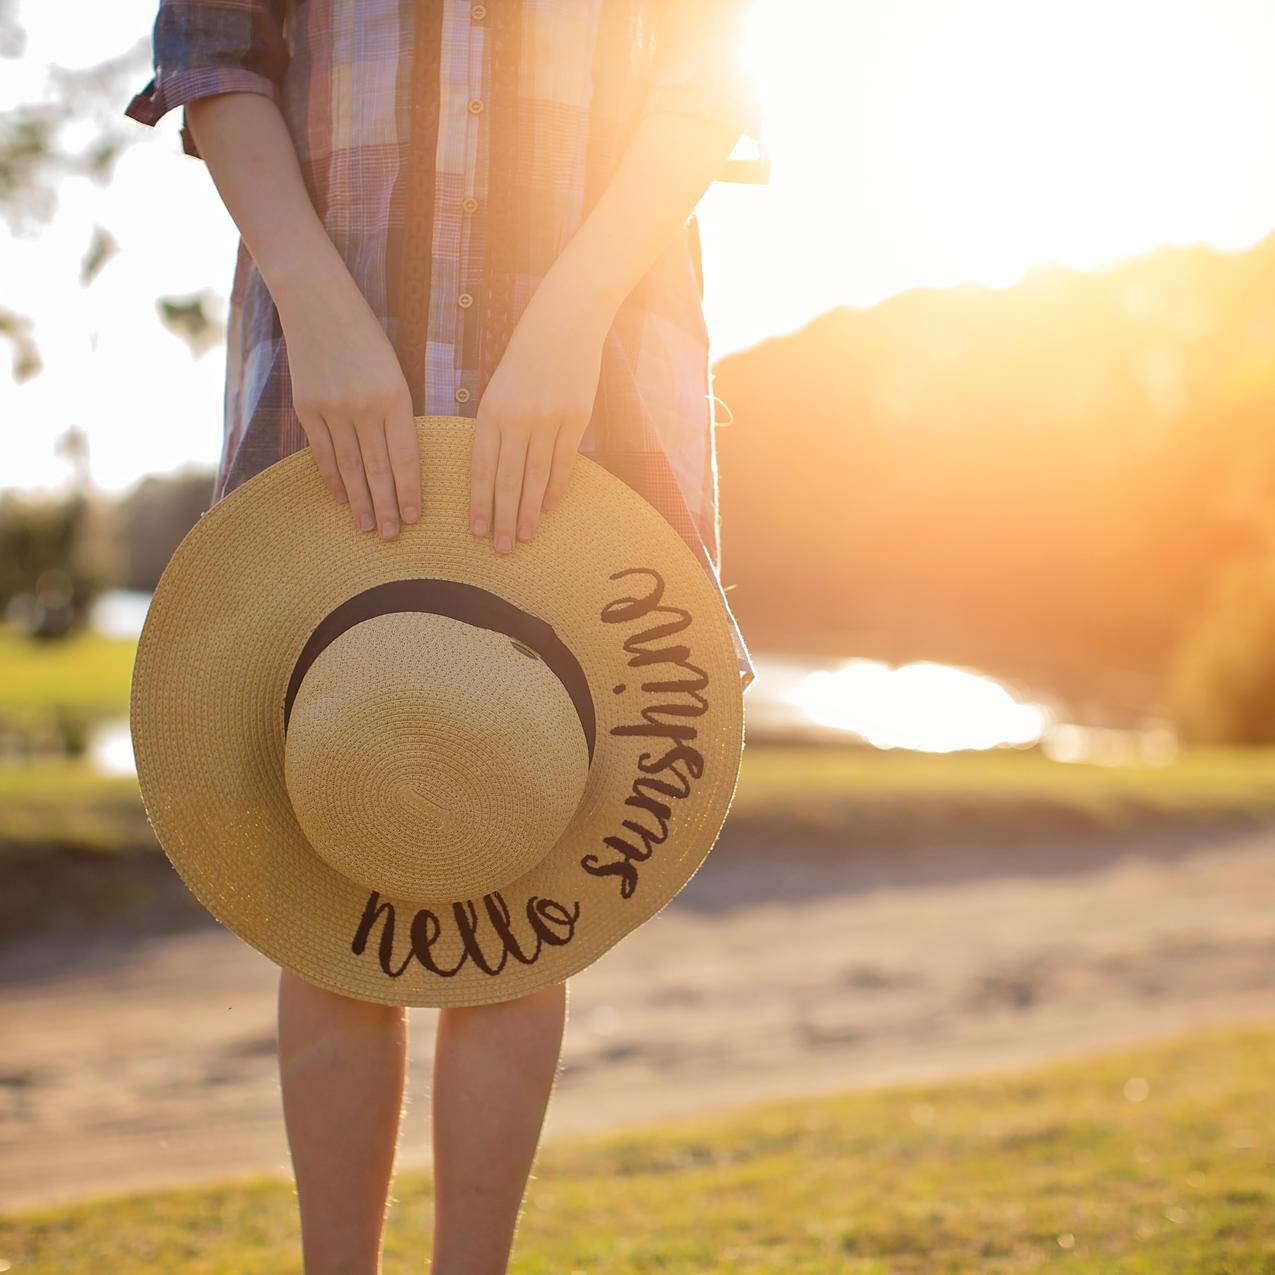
xmin=118 ymin=468 xmax=215 ymax=592
xmin=0 ymin=5 xmax=146 ymax=224
xmin=0 ymin=303 xmax=39 ymax=381
xmin=54 ymin=425 xmax=90 ymax=491
xmin=0 ymin=465 xmax=213 ymax=638
xmin=1168 ymin=548 xmax=1275 ymax=745
xmin=157 ymin=290 xmax=224 ymax=358
xmin=80 ymin=224 xmax=117 ymax=286
xmin=714 ymin=234 xmax=1275 ymax=717
xmin=0 ymin=3 xmax=213 ymax=381
xmin=0 ymin=492 xmax=101 ymax=636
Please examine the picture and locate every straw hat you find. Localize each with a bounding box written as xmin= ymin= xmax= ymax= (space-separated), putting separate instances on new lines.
xmin=130 ymin=416 xmax=745 ymax=1007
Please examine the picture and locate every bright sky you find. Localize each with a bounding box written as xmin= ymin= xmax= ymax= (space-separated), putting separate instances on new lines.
xmin=5 ymin=0 xmax=1275 ymax=493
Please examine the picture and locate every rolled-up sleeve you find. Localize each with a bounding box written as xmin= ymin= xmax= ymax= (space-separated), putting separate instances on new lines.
xmin=639 ymin=0 xmax=766 ymax=176
xmin=122 ymin=0 xmax=290 ymax=161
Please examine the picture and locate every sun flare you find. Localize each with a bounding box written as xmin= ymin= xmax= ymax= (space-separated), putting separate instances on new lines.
xmin=717 ymin=0 xmax=1275 ymax=340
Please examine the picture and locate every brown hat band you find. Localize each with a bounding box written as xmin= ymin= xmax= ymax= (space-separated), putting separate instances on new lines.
xmin=281 ymin=577 xmax=598 ymax=763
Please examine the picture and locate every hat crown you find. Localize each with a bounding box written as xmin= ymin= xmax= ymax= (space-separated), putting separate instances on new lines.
xmin=283 ymin=611 xmax=590 ymax=903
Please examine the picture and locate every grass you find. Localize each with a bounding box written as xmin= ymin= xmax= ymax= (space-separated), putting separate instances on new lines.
xmin=4 ymin=618 xmax=1275 ymax=848
xmin=730 ymin=744 xmax=1275 ymax=840
xmin=0 ymin=626 xmax=134 ymax=725
xmin=0 ymin=763 xmax=147 ymax=855
xmin=2 ymin=620 xmax=1275 ymax=834
xmin=8 ymin=745 xmax=1275 ymax=862
xmin=3 ymin=1019 xmax=1274 ymax=1273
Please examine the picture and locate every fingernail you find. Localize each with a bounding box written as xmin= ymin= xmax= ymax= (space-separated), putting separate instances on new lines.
xmin=402 ymin=506 xmax=419 ymax=522
xmin=472 ymin=517 xmax=487 ymax=535
xmin=517 ymin=522 xmax=533 ymax=541
xmin=495 ymin=533 xmax=512 ymax=553
xmin=381 ymin=521 xmax=398 ymax=539
xmin=359 ymin=513 xmax=374 ymax=531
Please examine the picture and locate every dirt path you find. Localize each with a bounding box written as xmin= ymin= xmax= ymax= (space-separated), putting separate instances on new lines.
xmin=4 ymin=823 xmax=1275 ymax=1212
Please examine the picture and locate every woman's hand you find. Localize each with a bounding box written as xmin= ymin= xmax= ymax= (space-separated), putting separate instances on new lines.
xmin=470 ymin=285 xmax=610 ymax=552
xmin=279 ymin=265 xmax=421 ymax=540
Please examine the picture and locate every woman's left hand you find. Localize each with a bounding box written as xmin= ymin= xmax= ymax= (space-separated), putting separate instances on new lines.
xmin=469 ymin=284 xmax=610 ymax=552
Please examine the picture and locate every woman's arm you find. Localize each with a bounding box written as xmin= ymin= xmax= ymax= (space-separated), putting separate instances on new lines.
xmin=124 ymin=0 xmax=419 ymax=537
xmin=470 ymin=0 xmax=762 ymax=553
xmin=191 ymin=88 xmax=741 ymax=552
xmin=468 ymin=111 xmax=739 ymax=553
xmin=185 ymin=93 xmax=420 ymax=539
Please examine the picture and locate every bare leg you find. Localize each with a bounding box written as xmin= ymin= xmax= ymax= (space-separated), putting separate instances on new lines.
xmin=278 ymin=968 xmax=409 ymax=1275
xmin=430 ymin=981 xmax=569 ymax=1275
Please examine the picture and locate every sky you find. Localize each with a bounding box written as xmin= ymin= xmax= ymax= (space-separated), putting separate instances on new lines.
xmin=5 ymin=0 xmax=1275 ymax=494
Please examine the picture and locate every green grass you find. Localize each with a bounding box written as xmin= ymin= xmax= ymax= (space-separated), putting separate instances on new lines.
xmin=731 ymin=744 xmax=1275 ymax=841
xmin=3 ymin=1020 xmax=1273 ymax=1273
xmin=2 ymin=616 xmax=1275 ymax=846
xmin=0 ymin=763 xmax=147 ymax=855
xmin=0 ymin=626 xmax=134 ymax=725
xmin=9 ymin=745 xmax=1275 ymax=861
xmin=1 ymin=617 xmax=1274 ymax=837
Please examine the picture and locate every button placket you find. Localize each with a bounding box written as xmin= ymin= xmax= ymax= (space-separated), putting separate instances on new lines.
xmin=453 ymin=5 xmax=487 ymax=412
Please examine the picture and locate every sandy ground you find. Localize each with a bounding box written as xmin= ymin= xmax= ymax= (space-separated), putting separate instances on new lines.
xmin=4 ymin=822 xmax=1275 ymax=1212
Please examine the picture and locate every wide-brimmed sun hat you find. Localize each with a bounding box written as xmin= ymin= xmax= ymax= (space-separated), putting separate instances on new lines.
xmin=130 ymin=416 xmax=745 ymax=1007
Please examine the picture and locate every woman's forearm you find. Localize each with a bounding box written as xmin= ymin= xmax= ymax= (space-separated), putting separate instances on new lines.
xmin=467 ymin=109 xmax=742 ymax=548
xmin=187 ymin=89 xmax=735 ymax=339
xmin=184 ymin=92 xmax=361 ymax=320
xmin=185 ymin=90 xmax=422 ymax=539
xmin=534 ymin=111 xmax=741 ymax=326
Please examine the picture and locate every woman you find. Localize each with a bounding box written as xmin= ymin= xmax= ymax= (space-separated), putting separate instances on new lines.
xmin=123 ymin=2 xmax=763 ymax=1270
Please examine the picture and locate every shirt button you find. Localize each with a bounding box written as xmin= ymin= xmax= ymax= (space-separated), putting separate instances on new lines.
xmin=461 ymin=196 xmax=479 ymax=213
xmin=455 ymin=386 xmax=471 ymax=404
xmin=457 ymin=292 xmax=474 ymax=309
xmin=470 ymin=3 xmax=487 ymax=19
xmin=467 ymin=98 xmax=484 ymax=115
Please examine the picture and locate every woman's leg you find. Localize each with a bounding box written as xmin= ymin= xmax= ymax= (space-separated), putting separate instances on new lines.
xmin=430 ymin=981 xmax=568 ymax=1275
xmin=278 ymin=968 xmax=409 ymax=1275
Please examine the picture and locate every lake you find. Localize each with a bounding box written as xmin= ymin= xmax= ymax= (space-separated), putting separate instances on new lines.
xmin=85 ymin=590 xmax=1175 ymax=773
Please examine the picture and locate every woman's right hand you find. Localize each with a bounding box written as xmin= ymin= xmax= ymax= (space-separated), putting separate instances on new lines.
xmin=278 ymin=267 xmax=421 ymax=540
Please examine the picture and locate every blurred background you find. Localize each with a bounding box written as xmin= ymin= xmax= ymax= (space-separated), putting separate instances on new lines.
xmin=5 ymin=1 xmax=1275 ymax=1269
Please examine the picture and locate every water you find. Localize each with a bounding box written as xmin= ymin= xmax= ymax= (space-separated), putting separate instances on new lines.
xmin=88 ymin=589 xmax=152 ymax=640
xmin=81 ymin=592 xmax=1171 ymax=772
xmin=747 ymin=652 xmax=1176 ymax=762
xmin=82 ymin=591 xmax=147 ymax=775
xmin=749 ymin=652 xmax=1049 ymax=752
xmin=88 ymin=720 xmax=136 ymax=776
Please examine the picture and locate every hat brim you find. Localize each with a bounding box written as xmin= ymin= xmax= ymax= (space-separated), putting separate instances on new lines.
xmin=130 ymin=417 xmax=745 ymax=1007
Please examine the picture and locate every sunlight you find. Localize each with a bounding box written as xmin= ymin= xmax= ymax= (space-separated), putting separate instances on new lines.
xmin=8 ymin=1 xmax=1275 ymax=489
xmin=710 ymin=0 xmax=1275 ymax=348
xmin=787 ymin=658 xmax=1049 ymax=752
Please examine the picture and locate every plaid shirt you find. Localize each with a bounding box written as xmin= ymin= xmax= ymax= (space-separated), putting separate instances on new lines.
xmin=124 ymin=0 xmax=766 ymax=691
